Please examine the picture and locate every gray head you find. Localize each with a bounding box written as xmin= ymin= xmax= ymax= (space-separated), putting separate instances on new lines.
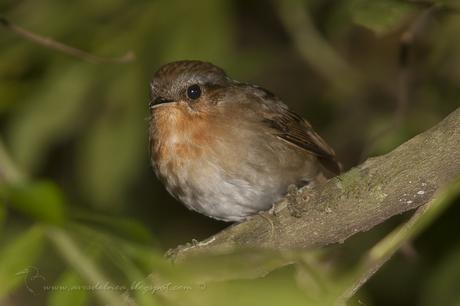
xmin=149 ymin=60 xmax=232 ymax=108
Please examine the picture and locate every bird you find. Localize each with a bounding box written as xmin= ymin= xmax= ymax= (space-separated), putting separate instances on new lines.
xmin=148 ymin=60 xmax=341 ymax=222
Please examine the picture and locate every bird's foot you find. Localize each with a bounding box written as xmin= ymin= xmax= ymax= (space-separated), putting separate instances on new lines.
xmin=287 ymin=184 xmax=307 ymax=218
xmin=256 ymin=210 xmax=275 ymax=239
xmin=268 ymin=204 xmax=276 ymax=215
xmin=165 ymin=239 xmax=200 ymax=260
xmin=266 ymin=194 xmax=293 ymax=216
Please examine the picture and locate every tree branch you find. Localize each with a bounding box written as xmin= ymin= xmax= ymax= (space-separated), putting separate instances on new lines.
xmin=335 ymin=177 xmax=460 ymax=305
xmin=172 ymin=107 xmax=460 ymax=261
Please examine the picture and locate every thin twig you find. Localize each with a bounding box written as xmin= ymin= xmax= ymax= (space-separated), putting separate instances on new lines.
xmin=0 ymin=16 xmax=135 ymax=64
xmin=275 ymin=0 xmax=361 ymax=94
xmin=46 ymin=227 xmax=130 ymax=306
xmin=360 ymin=5 xmax=440 ymax=161
xmin=397 ymin=4 xmax=440 ymax=118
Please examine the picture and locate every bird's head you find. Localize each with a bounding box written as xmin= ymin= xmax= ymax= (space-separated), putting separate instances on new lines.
xmin=149 ymin=60 xmax=234 ymax=114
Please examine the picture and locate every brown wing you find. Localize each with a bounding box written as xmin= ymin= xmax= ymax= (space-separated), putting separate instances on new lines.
xmin=263 ymin=108 xmax=342 ymax=175
xmin=234 ymin=83 xmax=341 ymax=174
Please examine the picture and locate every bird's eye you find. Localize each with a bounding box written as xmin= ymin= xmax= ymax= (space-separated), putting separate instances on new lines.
xmin=186 ymin=84 xmax=202 ymax=100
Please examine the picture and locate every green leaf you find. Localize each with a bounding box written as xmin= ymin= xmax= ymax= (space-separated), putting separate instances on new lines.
xmin=71 ymin=223 xmax=164 ymax=277
xmin=6 ymin=64 xmax=95 ymax=172
xmin=163 ymin=265 xmax=329 ymax=306
xmin=6 ymin=181 xmax=67 ymax=225
xmin=47 ymin=270 xmax=89 ymax=306
xmin=350 ymin=0 xmax=418 ymax=35
xmin=73 ymin=211 xmax=154 ymax=245
xmin=0 ymin=226 xmax=45 ymax=297
xmin=121 ymin=242 xmax=166 ymax=274
xmin=47 ymin=227 xmax=126 ymax=306
xmin=99 ymin=240 xmax=161 ymax=306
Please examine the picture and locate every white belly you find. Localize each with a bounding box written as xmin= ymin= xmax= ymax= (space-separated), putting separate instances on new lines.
xmin=163 ymin=157 xmax=279 ymax=221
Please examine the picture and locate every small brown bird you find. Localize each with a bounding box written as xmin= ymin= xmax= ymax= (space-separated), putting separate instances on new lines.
xmin=149 ymin=60 xmax=340 ymax=222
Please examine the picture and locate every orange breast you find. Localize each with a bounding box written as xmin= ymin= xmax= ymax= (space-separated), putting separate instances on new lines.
xmin=150 ymin=103 xmax=216 ymax=170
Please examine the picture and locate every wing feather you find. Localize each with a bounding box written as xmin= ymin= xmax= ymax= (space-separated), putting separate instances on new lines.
xmin=263 ymin=110 xmax=341 ymax=174
xmin=252 ymin=89 xmax=341 ymax=174
xmin=233 ymin=83 xmax=342 ymax=174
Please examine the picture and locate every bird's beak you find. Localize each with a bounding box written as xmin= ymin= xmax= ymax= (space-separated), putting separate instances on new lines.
xmin=149 ymin=97 xmax=174 ymax=110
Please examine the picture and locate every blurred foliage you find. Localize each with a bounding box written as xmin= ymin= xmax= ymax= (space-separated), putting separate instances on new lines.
xmin=3 ymin=181 xmax=67 ymax=225
xmin=350 ymin=0 xmax=419 ymax=35
xmin=420 ymin=245 xmax=460 ymax=306
xmin=0 ymin=225 xmax=44 ymax=298
xmin=1 ymin=0 xmax=460 ymax=305
xmin=47 ymin=270 xmax=89 ymax=306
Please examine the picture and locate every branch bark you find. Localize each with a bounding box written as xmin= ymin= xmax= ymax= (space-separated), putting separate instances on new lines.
xmin=173 ymin=107 xmax=460 ymax=261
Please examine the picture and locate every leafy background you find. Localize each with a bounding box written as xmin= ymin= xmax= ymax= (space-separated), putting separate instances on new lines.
xmin=0 ymin=0 xmax=460 ymax=305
